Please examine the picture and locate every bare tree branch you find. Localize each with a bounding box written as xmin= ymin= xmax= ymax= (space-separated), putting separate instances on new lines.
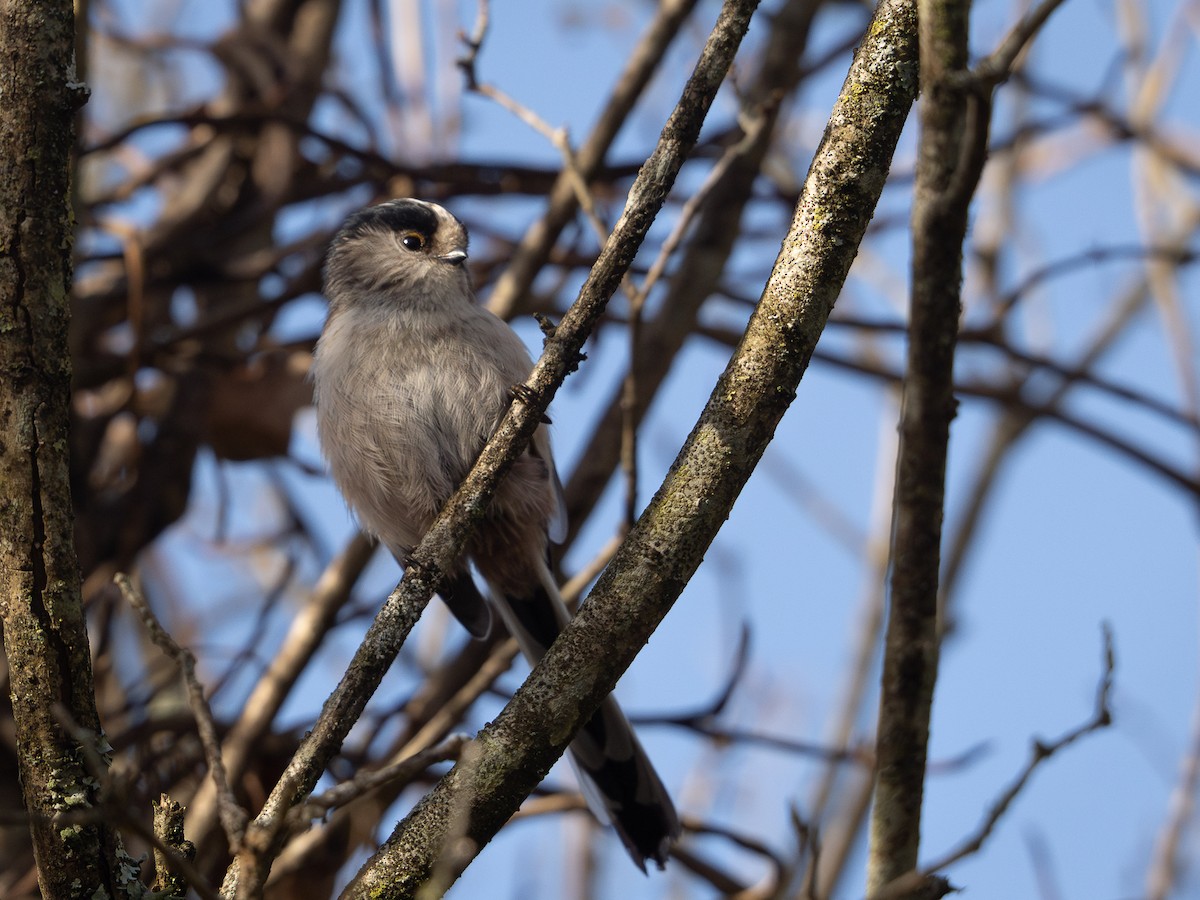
xmin=871 ymin=627 xmax=1114 ymax=899
xmin=219 ymin=2 xmax=761 ymax=894
xmin=343 ymin=0 xmax=917 ymax=893
xmin=866 ymin=0 xmax=973 ymax=889
xmin=0 ymin=2 xmax=129 ymax=895
xmin=117 ymin=574 xmax=249 ymax=850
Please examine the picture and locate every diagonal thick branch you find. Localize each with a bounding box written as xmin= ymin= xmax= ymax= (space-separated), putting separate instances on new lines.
xmin=344 ymin=0 xmax=919 ymax=895
xmin=219 ymin=1 xmax=760 ymax=896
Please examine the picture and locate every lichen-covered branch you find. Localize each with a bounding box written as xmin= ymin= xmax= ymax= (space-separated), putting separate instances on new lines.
xmin=866 ymin=0 xmax=972 ymax=893
xmin=344 ymin=0 xmax=918 ymax=894
xmin=0 ymin=1 xmax=125 ymax=895
xmin=219 ymin=2 xmax=761 ymax=896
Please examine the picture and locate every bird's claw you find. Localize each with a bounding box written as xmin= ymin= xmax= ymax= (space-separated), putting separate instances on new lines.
xmin=510 ymin=384 xmax=551 ymax=424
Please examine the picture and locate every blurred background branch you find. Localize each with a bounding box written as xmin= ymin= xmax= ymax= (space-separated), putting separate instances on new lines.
xmin=0 ymin=0 xmax=1197 ymax=897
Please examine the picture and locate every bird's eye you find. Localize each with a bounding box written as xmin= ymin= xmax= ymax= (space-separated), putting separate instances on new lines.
xmin=400 ymin=232 xmax=426 ymax=251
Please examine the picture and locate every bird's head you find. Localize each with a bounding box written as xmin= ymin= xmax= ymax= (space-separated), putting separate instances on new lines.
xmin=323 ymin=199 xmax=471 ymax=309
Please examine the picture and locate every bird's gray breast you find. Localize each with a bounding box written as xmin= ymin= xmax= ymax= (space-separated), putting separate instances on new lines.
xmin=313 ymin=301 xmax=531 ymax=553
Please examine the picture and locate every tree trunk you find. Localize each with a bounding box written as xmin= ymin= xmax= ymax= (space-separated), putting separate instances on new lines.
xmin=0 ymin=2 xmax=125 ymax=896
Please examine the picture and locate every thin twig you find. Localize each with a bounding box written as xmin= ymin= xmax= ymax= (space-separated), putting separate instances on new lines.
xmin=869 ymin=626 xmax=1115 ymax=899
xmin=561 ymin=0 xmax=823 ymax=544
xmin=974 ymin=0 xmax=1071 ymax=87
xmin=291 ymin=735 xmax=468 ymax=824
xmin=617 ymin=100 xmax=779 ymax=526
xmin=484 ymin=0 xmax=704 ymax=318
xmin=457 ymin=0 xmax=626 ymax=271
xmin=184 ymin=532 xmax=373 ymax=852
xmin=115 ymin=573 xmax=248 ymax=851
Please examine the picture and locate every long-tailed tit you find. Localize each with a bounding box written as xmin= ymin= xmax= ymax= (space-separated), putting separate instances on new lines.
xmin=312 ymin=198 xmax=679 ymax=869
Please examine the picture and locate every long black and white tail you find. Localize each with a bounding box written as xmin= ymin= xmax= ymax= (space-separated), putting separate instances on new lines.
xmin=487 ymin=557 xmax=680 ymax=871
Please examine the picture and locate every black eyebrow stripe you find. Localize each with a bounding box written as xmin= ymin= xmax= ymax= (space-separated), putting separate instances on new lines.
xmin=338 ymin=200 xmax=439 ymax=242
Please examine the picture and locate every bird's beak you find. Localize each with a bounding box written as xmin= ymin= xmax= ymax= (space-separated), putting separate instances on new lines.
xmin=439 ymin=249 xmax=468 ymax=266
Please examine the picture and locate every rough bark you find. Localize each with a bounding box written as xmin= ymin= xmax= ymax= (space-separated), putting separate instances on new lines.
xmin=867 ymin=0 xmax=972 ymax=894
xmin=345 ymin=0 xmax=918 ymax=893
xmin=0 ymin=1 xmax=127 ymax=896
xmin=218 ymin=1 xmax=763 ymax=895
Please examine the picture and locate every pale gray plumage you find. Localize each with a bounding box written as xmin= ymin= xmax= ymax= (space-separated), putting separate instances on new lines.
xmin=312 ymin=198 xmax=679 ymax=870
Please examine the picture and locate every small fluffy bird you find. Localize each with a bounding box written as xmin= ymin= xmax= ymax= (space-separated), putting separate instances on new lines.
xmin=312 ymin=198 xmax=679 ymax=869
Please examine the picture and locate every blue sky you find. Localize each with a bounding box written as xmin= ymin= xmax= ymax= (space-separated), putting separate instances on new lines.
xmin=106 ymin=0 xmax=1200 ymax=896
